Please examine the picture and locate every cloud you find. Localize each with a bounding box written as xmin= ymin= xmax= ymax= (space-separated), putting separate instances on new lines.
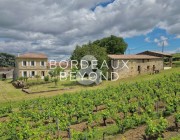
xmin=165 ymin=48 xmax=180 ymax=54
xmin=176 ymin=35 xmax=180 ymax=39
xmin=154 ymin=36 xmax=168 ymax=47
xmin=145 ymin=37 xmax=150 ymax=42
xmin=154 ymin=38 xmax=159 ymax=43
xmin=160 ymin=36 xmax=168 ymax=41
xmin=0 ymin=0 xmax=180 ymax=58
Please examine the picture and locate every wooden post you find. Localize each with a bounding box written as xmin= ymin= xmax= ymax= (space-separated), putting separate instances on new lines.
xmin=103 ymin=132 xmax=105 ymax=140
xmin=56 ymin=118 xmax=60 ymax=138
xmin=68 ymin=127 xmax=71 ymax=140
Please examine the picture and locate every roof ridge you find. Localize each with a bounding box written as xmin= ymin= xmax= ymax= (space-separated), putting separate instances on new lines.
xmin=17 ymin=53 xmax=47 ymax=59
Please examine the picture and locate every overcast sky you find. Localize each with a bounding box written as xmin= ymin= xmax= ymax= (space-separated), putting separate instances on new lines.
xmin=0 ymin=0 xmax=180 ymax=60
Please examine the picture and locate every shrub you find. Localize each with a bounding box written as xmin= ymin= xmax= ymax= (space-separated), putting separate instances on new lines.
xmin=175 ymin=113 xmax=180 ymax=131
xmin=2 ymin=78 xmax=6 ymax=81
xmin=18 ymin=77 xmax=28 ymax=81
xmin=145 ymin=117 xmax=168 ymax=139
xmin=18 ymin=77 xmax=24 ymax=81
xmin=44 ymin=75 xmax=49 ymax=82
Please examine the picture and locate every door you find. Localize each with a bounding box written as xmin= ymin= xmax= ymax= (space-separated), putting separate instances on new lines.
xmin=41 ymin=71 xmax=45 ymax=79
xmin=137 ymin=66 xmax=141 ymax=74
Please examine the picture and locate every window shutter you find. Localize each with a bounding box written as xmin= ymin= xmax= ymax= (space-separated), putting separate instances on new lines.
xmin=35 ymin=61 xmax=36 ymax=66
xmin=27 ymin=61 xmax=28 ymax=66
xmin=44 ymin=62 xmax=46 ymax=66
xmin=22 ymin=61 xmax=23 ymax=66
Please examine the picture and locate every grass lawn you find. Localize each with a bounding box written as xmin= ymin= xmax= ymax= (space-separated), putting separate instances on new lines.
xmin=28 ymin=78 xmax=78 ymax=92
xmin=0 ymin=67 xmax=179 ymax=106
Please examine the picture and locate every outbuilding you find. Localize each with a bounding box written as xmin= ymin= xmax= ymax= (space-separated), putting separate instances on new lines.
xmin=137 ymin=50 xmax=173 ymax=67
xmin=108 ymin=54 xmax=163 ymax=80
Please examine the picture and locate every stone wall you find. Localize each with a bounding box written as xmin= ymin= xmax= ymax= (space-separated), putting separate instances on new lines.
xmin=111 ymin=58 xmax=164 ymax=79
xmin=14 ymin=58 xmax=48 ymax=78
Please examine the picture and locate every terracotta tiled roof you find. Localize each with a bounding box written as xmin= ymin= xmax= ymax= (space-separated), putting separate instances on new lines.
xmin=17 ymin=53 xmax=47 ymax=59
xmin=108 ymin=54 xmax=161 ymax=59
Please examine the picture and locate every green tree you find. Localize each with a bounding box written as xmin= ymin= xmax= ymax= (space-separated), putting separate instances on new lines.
xmin=48 ymin=67 xmax=63 ymax=79
xmin=93 ymin=35 xmax=127 ymax=54
xmin=53 ymin=78 xmax=58 ymax=86
xmin=48 ymin=70 xmax=55 ymax=79
xmin=71 ymin=43 xmax=108 ymax=75
xmin=0 ymin=53 xmax=15 ymax=67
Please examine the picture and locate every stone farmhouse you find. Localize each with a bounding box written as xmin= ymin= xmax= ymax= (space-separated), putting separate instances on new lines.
xmin=14 ymin=53 xmax=48 ymax=80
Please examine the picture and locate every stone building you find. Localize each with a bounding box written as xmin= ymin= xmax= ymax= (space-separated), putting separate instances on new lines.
xmin=108 ymin=54 xmax=163 ymax=80
xmin=137 ymin=50 xmax=173 ymax=67
xmin=14 ymin=53 xmax=48 ymax=80
xmin=0 ymin=67 xmax=14 ymax=79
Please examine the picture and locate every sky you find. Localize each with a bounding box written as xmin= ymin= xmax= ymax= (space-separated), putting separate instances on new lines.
xmin=0 ymin=0 xmax=180 ymax=60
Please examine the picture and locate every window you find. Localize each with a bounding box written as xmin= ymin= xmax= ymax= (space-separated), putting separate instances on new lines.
xmin=41 ymin=61 xmax=45 ymax=66
xmin=22 ymin=61 xmax=27 ymax=66
xmin=31 ymin=71 xmax=35 ymax=77
xmin=147 ymin=66 xmax=150 ymax=71
xmin=23 ymin=71 xmax=27 ymax=77
xmin=31 ymin=61 xmax=35 ymax=66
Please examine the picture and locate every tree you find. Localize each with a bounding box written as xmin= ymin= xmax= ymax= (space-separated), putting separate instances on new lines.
xmin=48 ymin=70 xmax=55 ymax=79
xmin=48 ymin=67 xmax=63 ymax=79
xmin=0 ymin=53 xmax=15 ymax=67
xmin=93 ymin=35 xmax=127 ymax=54
xmin=54 ymin=67 xmax=63 ymax=78
xmin=53 ymin=78 xmax=58 ymax=86
xmin=71 ymin=43 xmax=108 ymax=75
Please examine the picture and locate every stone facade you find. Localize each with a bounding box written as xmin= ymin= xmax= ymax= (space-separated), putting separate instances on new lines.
xmin=137 ymin=51 xmax=173 ymax=67
xmin=109 ymin=55 xmax=164 ymax=80
xmin=14 ymin=53 xmax=48 ymax=79
xmin=0 ymin=67 xmax=14 ymax=79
